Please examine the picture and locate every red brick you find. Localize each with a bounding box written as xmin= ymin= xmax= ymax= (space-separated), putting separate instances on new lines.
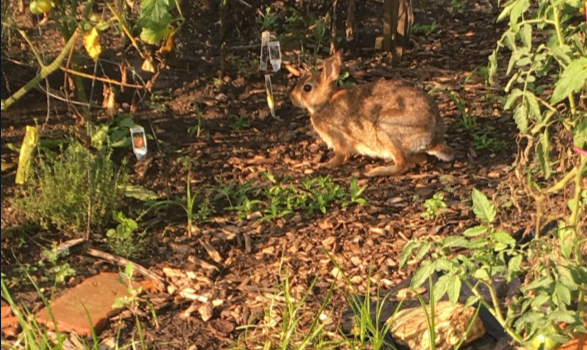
xmin=555 ymin=333 xmax=587 ymax=350
xmin=1 ymin=316 xmax=20 ymax=337
xmin=1 ymin=303 xmax=12 ymax=319
xmin=36 ymin=272 xmax=139 ymax=336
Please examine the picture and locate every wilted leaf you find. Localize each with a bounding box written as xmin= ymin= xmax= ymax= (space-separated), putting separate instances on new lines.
xmin=124 ymin=185 xmax=158 ymax=201
xmin=83 ymin=27 xmax=102 ymax=61
xmin=15 ymin=125 xmax=39 ymax=185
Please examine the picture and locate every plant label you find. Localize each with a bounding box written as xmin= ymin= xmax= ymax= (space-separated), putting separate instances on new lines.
xmin=130 ymin=126 xmax=147 ymax=160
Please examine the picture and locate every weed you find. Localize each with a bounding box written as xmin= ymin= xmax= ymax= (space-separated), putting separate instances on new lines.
xmin=38 ymin=243 xmax=76 ymax=284
xmin=421 ymin=193 xmax=447 ymax=221
xmin=143 ymin=157 xmax=208 ymax=236
xmin=472 ymin=131 xmax=507 ymax=153
xmin=343 ymin=176 xmax=369 ymax=207
xmin=257 ymin=7 xmax=279 ymax=31
xmin=230 ymin=116 xmax=250 ymax=130
xmin=336 ymin=71 xmax=356 ymax=88
xmin=14 ymin=141 xmax=127 ymax=237
xmin=188 ymin=103 xmax=205 ymax=138
xmin=106 ymin=212 xmax=144 ymax=258
xmin=449 ymin=0 xmax=466 ymax=14
xmin=412 ymin=22 xmax=438 ymax=36
xmin=144 ymin=90 xmax=170 ymax=112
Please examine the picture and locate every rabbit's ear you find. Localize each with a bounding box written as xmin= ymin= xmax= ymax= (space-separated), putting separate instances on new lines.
xmin=320 ymin=51 xmax=342 ymax=83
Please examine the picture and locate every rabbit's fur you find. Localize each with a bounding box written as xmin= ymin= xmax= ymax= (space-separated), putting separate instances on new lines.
xmin=290 ymin=51 xmax=454 ymax=176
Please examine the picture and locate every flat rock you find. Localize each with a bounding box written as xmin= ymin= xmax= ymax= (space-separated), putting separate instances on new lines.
xmin=389 ymin=300 xmax=486 ymax=350
xmin=36 ymin=272 xmax=140 ymax=336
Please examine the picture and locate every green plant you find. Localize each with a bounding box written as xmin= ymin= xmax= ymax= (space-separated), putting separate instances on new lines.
xmin=38 ymin=243 xmax=76 ymax=284
xmin=14 ymin=141 xmax=127 ymax=237
xmin=401 ymin=188 xmax=587 ymax=348
xmin=421 ymin=193 xmax=447 ymax=221
xmin=472 ymin=131 xmax=507 ymax=153
xmin=143 ymin=157 xmax=207 ymax=236
xmin=230 ymin=116 xmax=250 ymax=130
xmin=188 ymin=103 xmax=205 ymax=138
xmin=342 ymin=176 xmax=369 ymax=207
xmin=449 ymin=0 xmax=466 ymax=14
xmin=336 ymin=71 xmax=356 ymax=88
xmin=232 ymin=262 xmax=339 ymax=350
xmin=257 ymin=7 xmax=279 ymax=31
xmin=106 ymin=212 xmax=144 ymax=258
xmin=412 ymin=22 xmax=438 ymax=36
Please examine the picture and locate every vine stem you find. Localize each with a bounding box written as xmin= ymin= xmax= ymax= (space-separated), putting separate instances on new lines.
xmin=2 ymin=31 xmax=79 ymax=111
xmin=462 ymin=279 xmax=525 ymax=344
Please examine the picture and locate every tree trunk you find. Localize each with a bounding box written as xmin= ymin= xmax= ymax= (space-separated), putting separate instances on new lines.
xmin=383 ymin=0 xmax=413 ymax=64
xmin=345 ymin=0 xmax=356 ymax=42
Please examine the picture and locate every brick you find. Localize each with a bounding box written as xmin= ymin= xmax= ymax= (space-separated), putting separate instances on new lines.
xmin=1 ymin=303 xmax=12 ymax=319
xmin=36 ymin=272 xmax=139 ymax=336
xmin=555 ymin=333 xmax=587 ymax=350
xmin=1 ymin=316 xmax=19 ymax=337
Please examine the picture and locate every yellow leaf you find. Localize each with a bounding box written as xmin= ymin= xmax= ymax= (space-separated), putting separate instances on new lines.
xmin=141 ymin=58 xmax=155 ymax=73
xmin=83 ymin=27 xmax=102 ymax=61
xmin=16 ymin=125 xmax=39 ymax=185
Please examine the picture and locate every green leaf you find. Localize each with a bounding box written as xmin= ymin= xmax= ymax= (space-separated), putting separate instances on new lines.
xmin=525 ymin=92 xmax=541 ymax=121
xmin=554 ymin=282 xmax=571 ymax=306
xmin=471 ymin=188 xmax=497 ymax=224
xmin=520 ymin=23 xmax=532 ymax=48
xmin=530 ymin=293 xmax=550 ymax=310
xmin=509 ymin=0 xmax=530 ymax=29
xmin=433 ymin=275 xmax=451 ymax=303
xmin=574 ymin=119 xmax=587 ymax=150
xmin=125 ymin=262 xmax=135 ymax=277
xmin=507 ymin=255 xmax=523 ymax=281
xmin=464 ymin=295 xmax=480 ymax=308
xmin=415 ymin=241 xmax=432 ymax=261
xmin=447 ymin=275 xmax=461 ymax=305
xmin=523 ymin=275 xmax=554 ymax=291
xmin=491 ymin=231 xmax=516 ymax=248
xmin=549 ymin=310 xmax=577 ymax=325
xmin=551 ymin=57 xmax=587 ymax=104
xmin=140 ymin=0 xmax=174 ymax=29
xmin=465 ymin=239 xmax=488 ymax=249
xmin=464 ymin=225 xmax=488 ymax=237
xmin=434 ymin=258 xmax=453 ymax=272
xmin=474 ymin=267 xmax=491 ymax=281
xmin=504 ymin=89 xmax=523 ymax=110
xmin=140 ymin=26 xmax=172 ymax=45
xmin=442 ymin=236 xmax=469 ymax=248
xmin=550 ymin=45 xmax=572 ymax=66
xmin=399 ymin=241 xmax=418 ymax=269
xmin=124 ymin=185 xmax=158 ymax=201
xmin=513 ymin=104 xmax=529 ymax=133
xmin=536 ymin=130 xmax=552 ymax=179
xmin=410 ymin=262 xmax=435 ymax=290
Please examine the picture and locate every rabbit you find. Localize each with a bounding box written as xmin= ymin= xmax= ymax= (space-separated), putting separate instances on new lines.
xmin=290 ymin=51 xmax=454 ymax=177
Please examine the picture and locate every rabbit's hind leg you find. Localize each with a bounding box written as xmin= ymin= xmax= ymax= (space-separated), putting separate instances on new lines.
xmin=323 ymin=152 xmax=349 ymax=168
xmin=365 ymin=148 xmax=410 ymax=177
xmin=426 ymin=143 xmax=454 ymax=162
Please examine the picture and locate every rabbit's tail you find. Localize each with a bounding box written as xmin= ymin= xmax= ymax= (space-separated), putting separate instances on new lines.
xmin=426 ymin=143 xmax=454 ymax=162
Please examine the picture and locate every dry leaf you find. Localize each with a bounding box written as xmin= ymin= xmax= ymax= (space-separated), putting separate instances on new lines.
xmin=83 ymin=27 xmax=102 ymax=61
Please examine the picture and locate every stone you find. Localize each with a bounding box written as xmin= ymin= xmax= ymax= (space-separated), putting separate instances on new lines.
xmin=389 ymin=301 xmax=486 ymax=350
xmin=36 ymin=272 xmax=140 ymax=336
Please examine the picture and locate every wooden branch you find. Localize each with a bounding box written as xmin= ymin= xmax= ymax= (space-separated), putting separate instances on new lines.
xmin=86 ymin=248 xmax=165 ymax=292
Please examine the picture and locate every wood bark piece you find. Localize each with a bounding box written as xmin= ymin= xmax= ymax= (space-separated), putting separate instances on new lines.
xmin=389 ymin=301 xmax=485 ymax=350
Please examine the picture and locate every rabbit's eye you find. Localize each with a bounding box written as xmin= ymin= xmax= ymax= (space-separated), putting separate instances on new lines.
xmin=303 ymin=84 xmax=312 ymax=92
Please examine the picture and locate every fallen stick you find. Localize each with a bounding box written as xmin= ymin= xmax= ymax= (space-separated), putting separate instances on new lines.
xmin=86 ymin=248 xmax=165 ymax=292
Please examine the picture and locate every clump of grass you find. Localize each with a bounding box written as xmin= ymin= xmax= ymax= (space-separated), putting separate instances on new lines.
xmin=14 ymin=141 xmax=127 ymax=237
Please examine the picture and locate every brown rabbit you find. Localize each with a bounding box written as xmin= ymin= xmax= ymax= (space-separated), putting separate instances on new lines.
xmin=290 ymin=51 xmax=454 ymax=177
